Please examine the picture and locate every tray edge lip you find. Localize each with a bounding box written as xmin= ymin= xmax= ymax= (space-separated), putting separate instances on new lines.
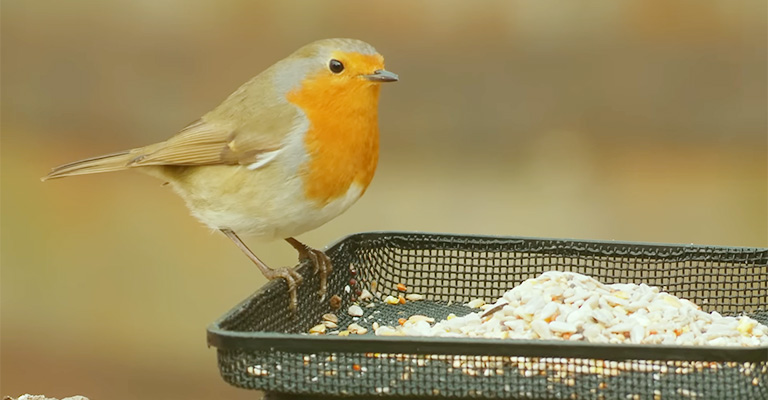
xmin=206 ymin=329 xmax=768 ymax=362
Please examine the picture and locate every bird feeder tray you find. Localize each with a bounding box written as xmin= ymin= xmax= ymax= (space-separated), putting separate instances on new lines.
xmin=207 ymin=232 xmax=768 ymax=399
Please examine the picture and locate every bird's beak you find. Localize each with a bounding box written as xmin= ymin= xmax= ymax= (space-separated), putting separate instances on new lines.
xmin=362 ymin=69 xmax=398 ymax=83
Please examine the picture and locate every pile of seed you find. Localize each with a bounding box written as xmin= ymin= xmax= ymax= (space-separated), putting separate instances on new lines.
xmin=374 ymin=271 xmax=768 ymax=346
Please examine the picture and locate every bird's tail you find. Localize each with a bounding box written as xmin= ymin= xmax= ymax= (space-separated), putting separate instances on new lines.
xmin=42 ymin=150 xmax=139 ymax=181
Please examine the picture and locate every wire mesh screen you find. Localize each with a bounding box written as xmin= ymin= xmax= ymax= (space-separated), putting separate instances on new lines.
xmin=219 ymin=352 xmax=765 ymax=399
xmin=208 ymin=232 xmax=768 ymax=399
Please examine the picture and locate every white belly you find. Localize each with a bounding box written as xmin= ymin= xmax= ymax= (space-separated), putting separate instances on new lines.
xmin=167 ymin=163 xmax=364 ymax=240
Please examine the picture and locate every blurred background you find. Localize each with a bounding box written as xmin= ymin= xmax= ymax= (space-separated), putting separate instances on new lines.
xmin=2 ymin=1 xmax=766 ymax=398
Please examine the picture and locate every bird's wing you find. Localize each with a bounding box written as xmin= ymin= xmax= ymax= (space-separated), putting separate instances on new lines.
xmin=129 ymin=103 xmax=299 ymax=167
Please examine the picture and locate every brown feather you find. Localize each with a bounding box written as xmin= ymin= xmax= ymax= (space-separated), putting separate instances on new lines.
xmin=127 ymin=98 xmax=298 ymax=167
xmin=42 ymin=150 xmax=136 ymax=180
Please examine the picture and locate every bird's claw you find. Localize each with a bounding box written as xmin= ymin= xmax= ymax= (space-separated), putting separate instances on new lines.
xmin=264 ymin=267 xmax=304 ymax=311
xmin=303 ymin=248 xmax=332 ymax=298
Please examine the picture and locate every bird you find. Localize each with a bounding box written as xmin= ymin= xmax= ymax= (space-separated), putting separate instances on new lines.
xmin=42 ymin=38 xmax=398 ymax=310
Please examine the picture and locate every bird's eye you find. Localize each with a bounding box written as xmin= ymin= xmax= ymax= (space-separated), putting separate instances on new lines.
xmin=329 ymin=59 xmax=344 ymax=73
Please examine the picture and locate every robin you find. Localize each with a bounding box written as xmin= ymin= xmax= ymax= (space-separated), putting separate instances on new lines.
xmin=42 ymin=38 xmax=398 ymax=309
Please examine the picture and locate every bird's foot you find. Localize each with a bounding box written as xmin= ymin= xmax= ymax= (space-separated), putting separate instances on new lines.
xmin=263 ymin=266 xmax=304 ymax=311
xmin=220 ymin=229 xmax=306 ymax=311
xmin=286 ymin=238 xmax=333 ymax=298
xmin=304 ymin=247 xmax=332 ymax=297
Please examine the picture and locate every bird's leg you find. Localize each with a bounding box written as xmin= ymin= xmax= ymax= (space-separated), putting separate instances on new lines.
xmin=285 ymin=237 xmax=332 ymax=298
xmin=221 ymin=228 xmax=303 ymax=311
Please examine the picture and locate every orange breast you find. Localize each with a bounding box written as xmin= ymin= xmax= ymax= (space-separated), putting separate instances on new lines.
xmin=287 ymin=70 xmax=381 ymax=205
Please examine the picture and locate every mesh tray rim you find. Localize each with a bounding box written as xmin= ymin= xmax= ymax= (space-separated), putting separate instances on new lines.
xmin=327 ymin=231 xmax=768 ymax=254
xmin=207 ymin=231 xmax=768 ymax=363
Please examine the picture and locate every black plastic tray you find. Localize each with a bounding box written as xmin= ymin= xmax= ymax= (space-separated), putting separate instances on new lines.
xmin=207 ymin=232 xmax=768 ymax=399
